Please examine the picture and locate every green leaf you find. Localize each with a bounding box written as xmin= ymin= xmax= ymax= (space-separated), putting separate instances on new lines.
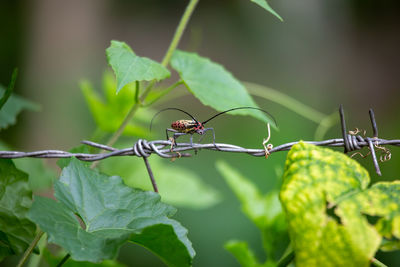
xmin=380 ymin=239 xmax=400 ymax=252
xmin=14 ymin=159 xmax=56 ymax=191
xmin=131 ymin=218 xmax=195 ymax=267
xmin=101 ymin=152 xmax=221 ymax=209
xmin=171 ymin=50 xmax=276 ymax=127
xmin=216 ymin=160 xmax=283 ymax=229
xmin=28 ymin=159 xmax=194 ymax=265
xmin=250 ymin=0 xmax=283 ymax=21
xmin=42 ymin=247 xmax=127 ymax=267
xmin=56 ymin=145 xmax=91 ymax=169
xmin=0 ymin=86 xmax=39 ymax=130
xmin=216 ymin=161 xmax=287 ymax=262
xmin=280 ymin=142 xmax=400 ymax=267
xmin=81 ymin=72 xmax=155 ymax=137
xmin=0 ymin=141 xmax=55 ymax=191
xmin=224 ymin=240 xmax=265 ymax=267
xmin=106 ymin=40 xmax=170 ymax=93
xmin=0 ymin=68 xmax=18 ymax=110
xmin=0 ymin=159 xmax=36 ymax=261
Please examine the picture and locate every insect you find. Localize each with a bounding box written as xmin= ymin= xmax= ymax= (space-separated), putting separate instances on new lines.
xmin=150 ymin=107 xmax=277 ymax=150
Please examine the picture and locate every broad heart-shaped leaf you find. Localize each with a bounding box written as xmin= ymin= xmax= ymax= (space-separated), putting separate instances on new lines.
xmin=0 ymin=159 xmax=36 ymax=261
xmin=0 ymin=86 xmax=39 ymax=130
xmin=170 ymin=50 xmax=276 ymax=128
xmin=100 ymin=151 xmax=221 ymax=209
xmin=81 ymin=71 xmax=155 ymax=137
xmin=280 ymin=142 xmax=400 ymax=267
xmin=130 ymin=218 xmax=195 ymax=267
xmin=250 ymin=0 xmax=283 ymax=21
xmin=106 ymin=40 xmax=170 ymax=93
xmin=28 ymin=159 xmax=194 ymax=265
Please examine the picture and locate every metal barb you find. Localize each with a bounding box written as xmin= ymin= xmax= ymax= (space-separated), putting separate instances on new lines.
xmin=339 ymin=104 xmax=350 ymax=153
xmin=367 ymin=108 xmax=382 ymax=175
xmin=367 ymin=138 xmax=382 ymax=176
xmin=369 ymin=109 xmax=378 ymax=138
xmin=340 ymin=106 xmax=384 ymax=176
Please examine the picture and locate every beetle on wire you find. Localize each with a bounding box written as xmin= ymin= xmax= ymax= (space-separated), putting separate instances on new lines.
xmin=150 ymin=106 xmax=277 ymax=151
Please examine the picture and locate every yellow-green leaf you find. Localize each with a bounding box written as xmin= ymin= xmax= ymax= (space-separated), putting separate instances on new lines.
xmin=281 ymin=142 xmax=400 ymax=266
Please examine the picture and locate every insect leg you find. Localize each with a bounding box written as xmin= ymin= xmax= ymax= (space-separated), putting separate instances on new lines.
xmin=201 ymin=128 xmax=220 ymax=150
xmin=166 ymin=128 xmax=178 ymax=140
xmin=189 ymin=134 xmax=193 ymax=147
xmin=189 ymin=134 xmax=199 ymax=155
xmin=172 ymin=132 xmax=188 ymax=148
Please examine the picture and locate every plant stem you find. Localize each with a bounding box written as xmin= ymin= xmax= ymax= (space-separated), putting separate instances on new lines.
xmin=277 ymin=249 xmax=294 ymax=267
xmin=314 ymin=110 xmax=339 ymax=140
xmin=56 ymin=253 xmax=71 ymax=267
xmin=16 ymin=230 xmax=44 ymax=267
xmin=371 ymin=257 xmax=387 ymax=267
xmin=161 ymin=0 xmax=199 ymax=67
xmin=144 ymin=80 xmax=183 ymax=107
xmin=244 ymin=81 xmax=326 ymax=124
xmin=27 ymin=233 xmax=47 ymax=267
xmin=135 ymin=81 xmax=140 ymax=103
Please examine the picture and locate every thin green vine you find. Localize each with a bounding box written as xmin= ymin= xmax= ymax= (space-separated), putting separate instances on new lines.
xmin=161 ymin=0 xmax=199 ymax=67
xmin=143 ymin=80 xmax=183 ymax=107
xmin=16 ymin=230 xmax=44 ymax=267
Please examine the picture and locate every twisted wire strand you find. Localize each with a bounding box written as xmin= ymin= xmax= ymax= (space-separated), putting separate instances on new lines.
xmin=0 ymin=137 xmax=398 ymax=161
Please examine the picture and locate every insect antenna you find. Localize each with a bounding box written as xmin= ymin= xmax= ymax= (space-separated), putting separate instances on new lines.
xmin=201 ymin=107 xmax=277 ymax=127
xmin=150 ymin=108 xmax=199 ymax=131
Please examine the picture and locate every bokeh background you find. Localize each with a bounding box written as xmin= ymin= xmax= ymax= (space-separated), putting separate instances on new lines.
xmin=1 ymin=0 xmax=400 ymax=266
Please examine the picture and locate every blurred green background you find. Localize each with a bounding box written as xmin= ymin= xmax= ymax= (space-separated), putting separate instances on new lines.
xmin=1 ymin=0 xmax=400 ymax=266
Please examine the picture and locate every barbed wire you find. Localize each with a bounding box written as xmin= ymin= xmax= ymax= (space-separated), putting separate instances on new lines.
xmin=0 ymin=106 xmax=399 ymax=185
xmin=0 ymin=137 xmax=398 ymax=161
